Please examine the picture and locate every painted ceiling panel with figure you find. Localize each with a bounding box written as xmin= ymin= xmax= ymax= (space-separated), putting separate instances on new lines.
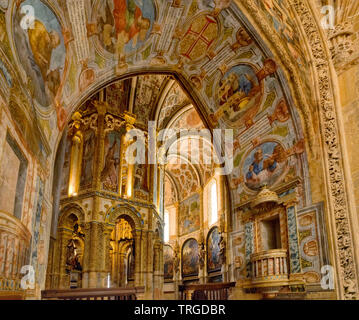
xmin=1 ymin=0 xmax=311 ymax=156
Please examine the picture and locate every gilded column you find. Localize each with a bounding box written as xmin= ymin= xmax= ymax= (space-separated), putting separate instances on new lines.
xmin=68 ymin=112 xmax=83 ymax=197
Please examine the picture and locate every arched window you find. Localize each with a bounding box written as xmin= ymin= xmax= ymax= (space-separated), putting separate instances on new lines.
xmin=209 ymin=180 xmax=218 ymax=225
xmin=164 ymin=210 xmax=170 ymax=243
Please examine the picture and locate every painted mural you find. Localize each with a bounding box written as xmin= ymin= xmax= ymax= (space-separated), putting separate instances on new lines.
xmin=105 ymin=79 xmax=131 ymax=115
xmin=101 ymin=131 xmax=122 ymax=192
xmin=0 ymin=59 xmax=12 ymax=87
xmin=179 ymin=193 xmax=200 ymax=236
xmin=213 ymin=64 xmax=261 ymax=126
xmin=209 ymin=60 xmax=277 ymax=128
xmin=182 ymin=238 xmax=199 ymax=277
xmin=80 ymin=129 xmax=96 ymax=190
xmin=297 ymin=205 xmax=329 ymax=284
xmin=134 ymin=163 xmax=149 ymax=200
xmin=231 ymin=232 xmax=246 ymax=278
xmin=207 ymin=227 xmax=221 ymax=273
xmin=256 ymin=0 xmax=306 ymax=67
xmin=164 ymin=245 xmax=174 ymax=280
xmin=166 ymin=159 xmax=199 ymax=201
xmin=96 ymin=0 xmax=156 ymax=55
xmin=0 ymin=139 xmax=21 ymax=215
xmin=164 ymin=175 xmax=176 ymax=207
xmin=61 ymin=136 xmax=71 ymax=195
xmin=30 ymin=177 xmax=44 ymax=287
xmin=243 ymin=141 xmax=287 ymax=191
xmin=133 ymin=74 xmax=167 ymax=127
xmin=179 ymin=13 xmax=219 ymax=62
xmin=13 ymin=0 xmax=66 ymax=108
xmin=230 ymin=133 xmax=306 ymax=205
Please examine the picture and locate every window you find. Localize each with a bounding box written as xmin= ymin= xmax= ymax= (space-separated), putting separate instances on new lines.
xmin=164 ymin=210 xmax=170 ymax=243
xmin=209 ymin=180 xmax=218 ymax=225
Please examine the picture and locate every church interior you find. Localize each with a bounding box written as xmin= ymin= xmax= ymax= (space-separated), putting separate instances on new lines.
xmin=1 ymin=0 xmax=359 ymax=300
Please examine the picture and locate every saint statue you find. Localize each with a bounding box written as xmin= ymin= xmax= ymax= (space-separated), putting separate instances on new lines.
xmin=198 ymin=242 xmax=205 ymax=270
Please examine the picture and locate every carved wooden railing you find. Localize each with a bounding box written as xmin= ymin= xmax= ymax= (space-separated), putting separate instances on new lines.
xmin=250 ymin=249 xmax=289 ymax=286
xmin=179 ymin=282 xmax=236 ymax=300
xmin=41 ymin=287 xmax=145 ymax=300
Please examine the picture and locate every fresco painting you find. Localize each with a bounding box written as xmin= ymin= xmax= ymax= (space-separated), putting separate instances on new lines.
xmin=134 ymin=163 xmax=149 ymax=201
xmin=96 ymin=0 xmax=156 ymax=55
xmin=0 ymin=59 xmax=12 ymax=87
xmin=80 ymin=129 xmax=96 ymax=190
xmin=210 ymin=60 xmax=277 ymax=128
xmin=182 ymin=239 xmax=199 ymax=277
xmin=243 ymin=141 xmax=287 ymax=191
xmin=61 ymin=136 xmax=71 ymax=195
xmin=257 ymin=0 xmax=306 ymax=67
xmin=179 ymin=194 xmax=200 ymax=236
xmin=179 ymin=13 xmax=218 ymax=62
xmin=101 ymin=131 xmax=122 ymax=192
xmin=13 ymin=0 xmax=66 ymax=108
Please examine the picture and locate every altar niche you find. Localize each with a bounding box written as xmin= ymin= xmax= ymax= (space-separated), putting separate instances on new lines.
xmin=109 ymin=216 xmax=135 ymax=288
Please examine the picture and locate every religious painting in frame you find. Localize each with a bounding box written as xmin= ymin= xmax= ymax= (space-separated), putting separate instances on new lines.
xmin=181 ymin=238 xmax=199 ymax=278
xmin=207 ymin=227 xmax=221 ymax=273
xmin=164 ymin=245 xmax=174 ymax=280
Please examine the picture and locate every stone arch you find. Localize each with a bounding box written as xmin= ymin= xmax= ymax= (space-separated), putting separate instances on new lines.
xmin=58 ymin=203 xmax=85 ymax=229
xmin=105 ymin=204 xmax=143 ymax=231
xmin=229 ymin=0 xmax=359 ymax=301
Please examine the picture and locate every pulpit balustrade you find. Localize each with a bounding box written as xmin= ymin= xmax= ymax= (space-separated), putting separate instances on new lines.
xmin=250 ymin=249 xmax=288 ymax=284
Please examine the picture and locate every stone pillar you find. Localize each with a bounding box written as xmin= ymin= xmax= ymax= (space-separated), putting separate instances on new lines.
xmin=82 ymin=221 xmax=106 ymax=288
xmin=144 ymin=230 xmax=154 ymax=299
xmin=102 ymin=227 xmax=112 ymax=287
xmin=57 ymin=228 xmax=73 ymax=289
xmin=159 ymin=242 xmax=164 ymax=298
xmin=45 ymin=237 xmax=55 ymax=289
xmin=134 ymin=231 xmax=142 ymax=287
xmin=153 ymin=241 xmax=162 ymax=299
xmin=81 ymin=222 xmax=91 ymax=288
xmin=118 ymin=252 xmax=127 ymax=286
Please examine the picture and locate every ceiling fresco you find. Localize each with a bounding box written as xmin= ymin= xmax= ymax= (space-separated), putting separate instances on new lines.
xmin=0 ymin=0 xmax=311 ymax=208
xmin=0 ymin=0 xmax=307 ymax=139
